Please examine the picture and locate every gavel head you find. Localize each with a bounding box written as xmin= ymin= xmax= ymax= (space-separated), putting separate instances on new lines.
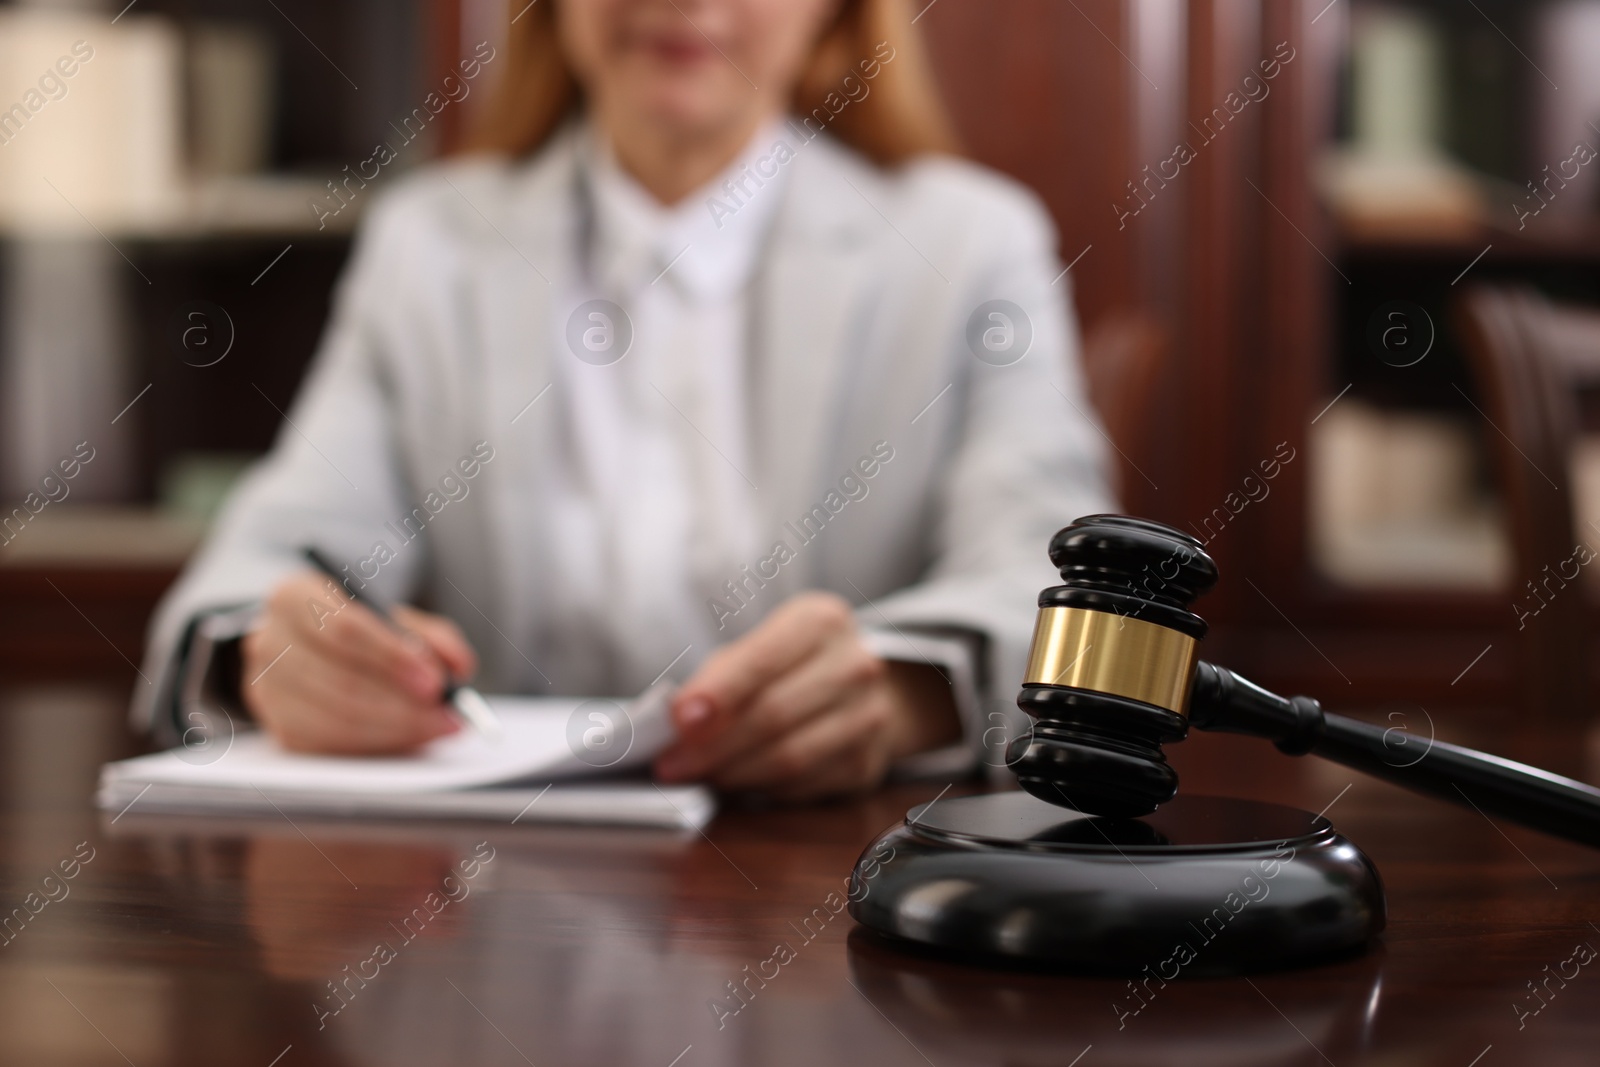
xmin=1007 ymin=515 xmax=1219 ymax=818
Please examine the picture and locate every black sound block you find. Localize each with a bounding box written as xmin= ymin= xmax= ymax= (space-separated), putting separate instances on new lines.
xmin=847 ymin=791 xmax=1385 ymax=974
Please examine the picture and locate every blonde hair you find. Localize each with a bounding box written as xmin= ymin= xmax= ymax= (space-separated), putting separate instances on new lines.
xmin=460 ymin=0 xmax=960 ymax=165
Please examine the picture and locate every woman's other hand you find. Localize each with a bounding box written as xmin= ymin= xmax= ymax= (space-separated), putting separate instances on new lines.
xmin=654 ymin=593 xmax=961 ymax=801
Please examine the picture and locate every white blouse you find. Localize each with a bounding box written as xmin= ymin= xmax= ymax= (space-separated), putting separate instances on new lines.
xmin=542 ymin=121 xmax=785 ymax=685
xmin=546 ymin=123 xmax=976 ymax=772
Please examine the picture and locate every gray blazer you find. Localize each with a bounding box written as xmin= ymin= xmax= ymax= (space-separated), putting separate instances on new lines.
xmin=134 ymin=125 xmax=1114 ymax=753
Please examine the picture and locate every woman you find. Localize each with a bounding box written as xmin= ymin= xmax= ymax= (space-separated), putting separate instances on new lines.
xmin=136 ymin=0 xmax=1112 ymax=800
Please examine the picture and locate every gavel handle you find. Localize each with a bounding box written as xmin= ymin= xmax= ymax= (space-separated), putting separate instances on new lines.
xmin=1190 ymin=661 xmax=1600 ymax=849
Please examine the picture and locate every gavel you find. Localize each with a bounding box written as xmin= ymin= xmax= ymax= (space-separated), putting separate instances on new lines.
xmin=1008 ymin=514 xmax=1600 ymax=848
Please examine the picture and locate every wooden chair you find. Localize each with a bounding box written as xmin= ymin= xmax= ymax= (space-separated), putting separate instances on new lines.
xmin=1454 ymin=286 xmax=1600 ymax=724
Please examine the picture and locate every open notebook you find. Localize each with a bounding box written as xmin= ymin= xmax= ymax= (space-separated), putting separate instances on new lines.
xmin=97 ymin=685 xmax=715 ymax=830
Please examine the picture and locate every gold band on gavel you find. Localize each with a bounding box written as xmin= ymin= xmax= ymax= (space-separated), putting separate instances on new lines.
xmin=1022 ymin=606 xmax=1199 ymax=715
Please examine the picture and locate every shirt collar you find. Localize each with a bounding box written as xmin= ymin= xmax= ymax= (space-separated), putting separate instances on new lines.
xmin=582 ymin=116 xmax=792 ymax=301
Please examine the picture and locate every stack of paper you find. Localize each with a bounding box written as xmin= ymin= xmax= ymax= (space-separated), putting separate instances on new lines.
xmin=97 ymin=687 xmax=715 ymax=830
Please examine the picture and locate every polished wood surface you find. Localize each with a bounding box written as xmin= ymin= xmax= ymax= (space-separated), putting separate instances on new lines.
xmin=4 ymin=681 xmax=1599 ymax=1066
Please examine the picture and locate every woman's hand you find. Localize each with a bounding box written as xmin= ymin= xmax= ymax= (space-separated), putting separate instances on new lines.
xmin=240 ymin=571 xmax=478 ymax=755
xmin=653 ymin=592 xmax=962 ymax=801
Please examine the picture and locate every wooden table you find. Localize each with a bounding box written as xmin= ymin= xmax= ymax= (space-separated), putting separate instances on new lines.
xmin=2 ymin=682 xmax=1598 ymax=1067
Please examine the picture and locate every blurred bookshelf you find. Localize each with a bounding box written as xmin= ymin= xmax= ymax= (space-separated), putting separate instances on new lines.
xmin=1251 ymin=0 xmax=1600 ymax=723
xmin=1312 ymin=0 xmax=1595 ymax=587
xmin=0 ymin=0 xmax=433 ymax=678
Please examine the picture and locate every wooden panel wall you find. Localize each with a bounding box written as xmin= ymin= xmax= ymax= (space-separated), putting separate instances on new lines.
xmin=1173 ymin=0 xmax=1260 ymax=619
xmin=919 ymin=0 xmax=1183 ymax=528
xmin=920 ymin=0 xmax=1161 ymax=333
